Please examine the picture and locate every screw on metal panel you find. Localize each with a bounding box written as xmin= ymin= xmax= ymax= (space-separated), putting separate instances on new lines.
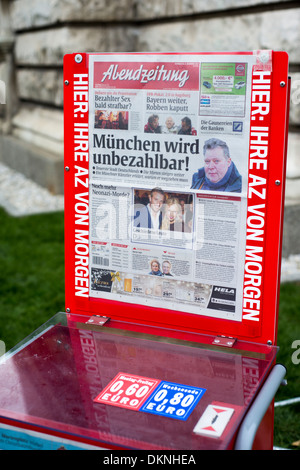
xmin=65 ymin=166 xmax=70 ymax=171
xmin=280 ymin=81 xmax=286 ymax=87
xmin=267 ymin=340 xmax=272 ymax=345
xmin=66 ymin=308 xmax=71 ymax=313
xmin=64 ymin=80 xmax=69 ymax=85
xmin=75 ymin=54 xmax=83 ymax=63
xmin=275 ymin=180 xmax=281 ymax=186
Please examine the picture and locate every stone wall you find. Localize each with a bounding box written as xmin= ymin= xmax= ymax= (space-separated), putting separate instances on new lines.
xmin=0 ymin=0 xmax=299 ymax=212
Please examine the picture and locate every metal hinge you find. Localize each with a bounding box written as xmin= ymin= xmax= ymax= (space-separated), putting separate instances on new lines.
xmin=85 ymin=315 xmax=110 ymax=326
xmin=212 ymin=336 xmax=236 ymax=348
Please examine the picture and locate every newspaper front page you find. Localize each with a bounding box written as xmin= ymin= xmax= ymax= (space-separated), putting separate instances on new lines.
xmin=87 ymin=54 xmax=256 ymax=321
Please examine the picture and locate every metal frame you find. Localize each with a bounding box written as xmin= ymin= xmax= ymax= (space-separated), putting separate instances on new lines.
xmin=234 ymin=364 xmax=287 ymax=450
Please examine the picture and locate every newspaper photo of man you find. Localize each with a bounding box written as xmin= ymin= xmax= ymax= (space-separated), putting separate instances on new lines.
xmin=133 ymin=188 xmax=165 ymax=230
xmin=191 ymin=138 xmax=242 ymax=192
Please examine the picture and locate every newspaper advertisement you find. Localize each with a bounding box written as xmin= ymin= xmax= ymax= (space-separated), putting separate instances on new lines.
xmin=88 ymin=53 xmax=255 ymax=321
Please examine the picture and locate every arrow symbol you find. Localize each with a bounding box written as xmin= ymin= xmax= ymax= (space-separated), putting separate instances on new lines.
xmin=211 ymin=414 xmax=219 ymax=425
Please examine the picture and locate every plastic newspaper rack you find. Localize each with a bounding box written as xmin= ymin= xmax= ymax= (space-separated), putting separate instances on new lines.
xmin=0 ymin=51 xmax=290 ymax=450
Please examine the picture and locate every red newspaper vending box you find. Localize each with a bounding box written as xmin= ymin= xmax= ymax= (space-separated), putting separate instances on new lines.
xmin=0 ymin=51 xmax=290 ymax=451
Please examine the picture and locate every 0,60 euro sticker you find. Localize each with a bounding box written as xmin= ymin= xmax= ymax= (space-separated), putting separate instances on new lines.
xmin=94 ymin=373 xmax=206 ymax=420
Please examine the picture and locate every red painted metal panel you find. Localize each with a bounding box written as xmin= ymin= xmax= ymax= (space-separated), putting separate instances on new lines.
xmin=63 ymin=51 xmax=289 ymax=346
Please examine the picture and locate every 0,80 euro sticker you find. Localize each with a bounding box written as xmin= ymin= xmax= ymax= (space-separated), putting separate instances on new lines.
xmin=94 ymin=373 xmax=206 ymax=421
xmin=140 ymin=381 xmax=206 ymax=420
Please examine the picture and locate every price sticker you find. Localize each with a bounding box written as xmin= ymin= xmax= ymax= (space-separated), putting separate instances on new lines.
xmin=94 ymin=372 xmax=160 ymax=410
xmin=140 ymin=381 xmax=206 ymax=420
